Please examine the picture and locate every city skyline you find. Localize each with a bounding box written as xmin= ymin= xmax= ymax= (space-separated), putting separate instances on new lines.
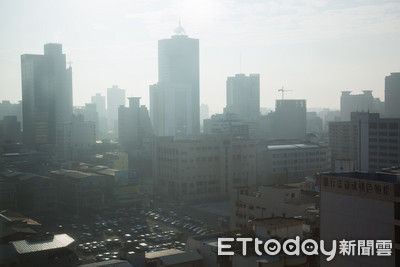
xmin=1 ymin=0 xmax=400 ymax=112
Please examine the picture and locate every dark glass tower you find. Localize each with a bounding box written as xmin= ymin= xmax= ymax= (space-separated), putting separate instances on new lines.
xmin=21 ymin=43 xmax=72 ymax=151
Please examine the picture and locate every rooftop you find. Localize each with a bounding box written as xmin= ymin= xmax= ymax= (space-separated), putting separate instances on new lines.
xmin=11 ymin=234 xmax=74 ymax=254
xmin=251 ymin=217 xmax=304 ymax=228
xmin=51 ymin=169 xmax=98 ymax=179
xmin=146 ymin=249 xmax=203 ymax=265
xmin=0 ymin=210 xmax=40 ymax=226
xmin=79 ymin=260 xmax=133 ymax=267
xmin=267 ymin=144 xmax=325 ymax=150
xmin=320 ymin=171 xmax=400 ymax=183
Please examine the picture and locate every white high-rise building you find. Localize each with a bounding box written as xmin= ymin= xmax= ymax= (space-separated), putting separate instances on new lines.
xmin=150 ymin=24 xmax=200 ymax=137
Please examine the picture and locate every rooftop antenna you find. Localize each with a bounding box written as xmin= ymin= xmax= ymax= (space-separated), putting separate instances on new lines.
xmin=278 ymin=86 xmax=293 ymax=100
xmin=239 ymin=52 xmax=242 ymax=74
xmin=174 ymin=20 xmax=186 ymax=35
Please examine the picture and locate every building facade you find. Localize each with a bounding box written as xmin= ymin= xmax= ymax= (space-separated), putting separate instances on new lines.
xmin=150 ymin=30 xmax=200 ymax=137
xmin=229 ymin=185 xmax=316 ymax=230
xmin=118 ymin=97 xmax=153 ymax=152
xmin=385 ymin=72 xmax=400 ymax=118
xmin=153 ymin=135 xmax=257 ymax=200
xmin=107 ymin=85 xmax=125 ymax=134
xmin=257 ymin=143 xmax=331 ymax=185
xmin=226 ymin=74 xmax=260 ymax=121
xmin=340 ymin=90 xmax=384 ymax=121
xmin=318 ymin=171 xmax=400 ymax=267
xmin=272 ymin=99 xmax=306 ymax=140
xmin=329 ymin=112 xmax=400 ymax=172
xmin=21 ymin=43 xmax=73 ymax=150
xmin=63 ymin=114 xmax=96 ymax=161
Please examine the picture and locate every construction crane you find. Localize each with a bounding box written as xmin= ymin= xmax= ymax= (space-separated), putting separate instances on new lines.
xmin=278 ymin=86 xmax=293 ymax=100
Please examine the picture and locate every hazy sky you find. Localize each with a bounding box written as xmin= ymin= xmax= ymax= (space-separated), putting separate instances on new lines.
xmin=1 ymin=0 xmax=400 ymax=113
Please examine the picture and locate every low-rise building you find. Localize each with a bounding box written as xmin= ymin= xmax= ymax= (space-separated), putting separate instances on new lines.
xmin=146 ymin=248 xmax=203 ymax=267
xmin=187 ymin=226 xmax=310 ymax=267
xmin=51 ymin=169 xmax=106 ymax=214
xmin=5 ymin=233 xmax=78 ymax=267
xmin=230 ymin=185 xmax=316 ymax=230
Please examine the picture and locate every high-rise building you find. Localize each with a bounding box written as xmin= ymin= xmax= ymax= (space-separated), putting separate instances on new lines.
xmin=107 ymin=85 xmax=125 ymax=133
xmin=150 ymin=26 xmax=200 ymax=137
xmin=0 ymin=100 xmax=22 ymax=123
xmin=21 ymin=43 xmax=72 ymax=150
xmin=226 ymin=74 xmax=260 ymax=121
xmin=63 ymin=114 xmax=96 ymax=161
xmin=118 ymin=97 xmax=153 ymax=152
xmin=272 ymin=100 xmax=306 ymax=139
xmin=91 ymin=93 xmax=107 ymax=139
xmin=340 ymin=90 xmax=384 ymax=121
xmin=91 ymin=93 xmax=106 ymax=118
xmin=329 ymin=112 xmax=400 ymax=172
xmin=385 ymin=72 xmax=400 ymax=118
xmin=0 ymin=116 xmax=21 ymax=145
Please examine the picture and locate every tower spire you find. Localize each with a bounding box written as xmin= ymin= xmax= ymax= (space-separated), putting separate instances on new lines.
xmin=174 ymin=20 xmax=186 ymax=35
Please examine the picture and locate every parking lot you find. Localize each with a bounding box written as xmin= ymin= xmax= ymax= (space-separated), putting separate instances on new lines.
xmin=38 ymin=202 xmax=229 ymax=264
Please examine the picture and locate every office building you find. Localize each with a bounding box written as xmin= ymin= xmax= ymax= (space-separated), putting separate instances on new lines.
xmin=118 ymin=97 xmax=153 ymax=152
xmin=21 ymin=43 xmax=73 ymax=150
xmin=272 ymin=100 xmax=306 ymax=139
xmin=257 ymin=143 xmax=331 ymax=185
xmin=203 ymin=113 xmax=249 ymax=138
xmin=0 ymin=100 xmax=22 ymax=123
xmin=317 ymin=171 xmax=400 ymax=267
xmin=340 ymin=90 xmax=384 ymax=121
xmin=200 ymin=103 xmax=210 ymax=129
xmin=91 ymin=93 xmax=106 ymax=118
xmin=51 ymin=169 xmax=106 ymax=214
xmin=226 ymin=74 xmax=260 ymax=121
xmin=329 ymin=112 xmax=400 ymax=172
xmin=91 ymin=93 xmax=107 ymax=138
xmin=306 ymin=112 xmax=323 ymax=133
xmin=107 ymin=85 xmax=125 ymax=133
xmin=153 ymin=135 xmax=257 ymax=200
xmin=63 ymin=114 xmax=96 ymax=160
xmin=385 ymin=72 xmax=400 ymax=118
xmin=0 ymin=116 xmax=21 ymax=145
xmin=150 ymin=26 xmax=200 ymax=137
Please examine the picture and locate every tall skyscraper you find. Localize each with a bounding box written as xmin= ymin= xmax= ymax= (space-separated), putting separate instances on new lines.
xmin=226 ymin=74 xmax=260 ymax=121
xmin=385 ymin=72 xmax=400 ymax=118
xmin=107 ymin=85 xmax=125 ymax=133
xmin=150 ymin=25 xmax=200 ymax=137
xmin=21 ymin=43 xmax=72 ymax=150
